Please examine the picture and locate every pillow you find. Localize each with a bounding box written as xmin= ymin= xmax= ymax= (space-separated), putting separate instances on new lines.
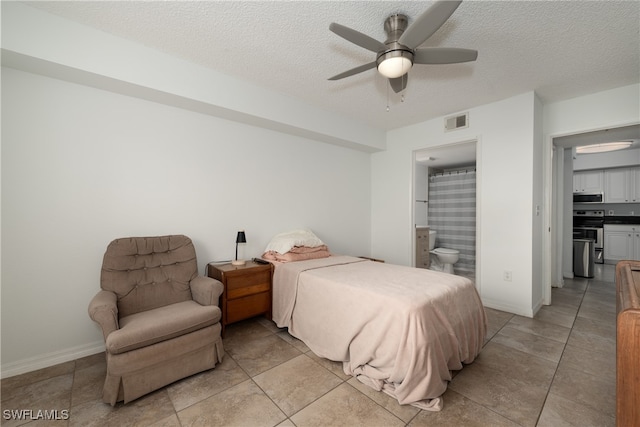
xmin=264 ymin=229 xmax=325 ymax=254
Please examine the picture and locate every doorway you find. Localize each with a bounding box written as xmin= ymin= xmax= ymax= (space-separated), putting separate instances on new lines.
xmin=412 ymin=140 xmax=479 ymax=283
xmin=549 ymin=124 xmax=640 ymax=288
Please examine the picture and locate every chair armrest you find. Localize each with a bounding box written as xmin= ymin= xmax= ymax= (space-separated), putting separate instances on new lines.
xmin=88 ymin=290 xmax=119 ymax=341
xmin=190 ymin=275 xmax=224 ymax=307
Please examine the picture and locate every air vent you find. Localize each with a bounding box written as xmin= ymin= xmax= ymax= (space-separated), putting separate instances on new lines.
xmin=444 ymin=112 xmax=469 ymax=132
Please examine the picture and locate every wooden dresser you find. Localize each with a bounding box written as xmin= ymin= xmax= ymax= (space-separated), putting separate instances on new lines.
xmin=615 ymin=260 xmax=640 ymax=427
xmin=207 ymin=261 xmax=273 ymax=336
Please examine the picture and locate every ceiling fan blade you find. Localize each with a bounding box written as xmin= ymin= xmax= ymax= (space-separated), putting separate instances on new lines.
xmin=329 ymin=23 xmax=387 ymax=53
xmin=328 ymin=62 xmax=377 ymax=80
xmin=414 ymin=47 xmax=478 ymax=64
xmin=398 ymin=0 xmax=462 ymax=49
xmin=389 ymin=76 xmax=408 ymax=93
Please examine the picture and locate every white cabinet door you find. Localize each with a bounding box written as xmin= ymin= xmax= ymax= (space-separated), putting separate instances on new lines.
xmin=574 ymin=170 xmax=603 ymax=193
xmin=604 ymin=224 xmax=636 ymax=262
xmin=604 ymin=167 xmax=640 ymax=203
xmin=582 ymin=171 xmax=603 ymax=193
xmin=605 ymin=230 xmax=633 ymax=261
xmin=631 ymin=168 xmax=640 ymax=203
xmin=604 ymin=168 xmax=629 ymax=202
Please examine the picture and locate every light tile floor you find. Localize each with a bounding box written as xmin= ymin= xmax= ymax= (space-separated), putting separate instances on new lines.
xmin=1 ymin=264 xmax=616 ymax=426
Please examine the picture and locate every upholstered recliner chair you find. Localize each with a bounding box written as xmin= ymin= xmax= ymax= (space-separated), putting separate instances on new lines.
xmin=88 ymin=235 xmax=224 ymax=405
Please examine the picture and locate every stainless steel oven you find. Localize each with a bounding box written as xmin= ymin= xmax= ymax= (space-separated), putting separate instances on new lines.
xmin=573 ymin=210 xmax=604 ymax=263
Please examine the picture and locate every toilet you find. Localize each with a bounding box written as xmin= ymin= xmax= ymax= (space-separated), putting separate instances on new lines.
xmin=428 ymin=230 xmax=460 ymax=274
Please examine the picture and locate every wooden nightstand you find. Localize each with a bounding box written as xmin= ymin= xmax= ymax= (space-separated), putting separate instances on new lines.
xmin=206 ymin=260 xmax=273 ymax=336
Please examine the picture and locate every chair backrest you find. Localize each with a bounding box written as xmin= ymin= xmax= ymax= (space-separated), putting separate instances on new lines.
xmin=101 ymin=235 xmax=198 ymax=317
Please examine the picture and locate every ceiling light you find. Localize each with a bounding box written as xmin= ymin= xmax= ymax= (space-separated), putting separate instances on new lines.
xmin=575 ymin=141 xmax=633 ymax=154
xmin=376 ymin=50 xmax=413 ymax=79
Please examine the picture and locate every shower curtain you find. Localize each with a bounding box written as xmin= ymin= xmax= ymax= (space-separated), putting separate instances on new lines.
xmin=428 ymin=170 xmax=476 ymax=276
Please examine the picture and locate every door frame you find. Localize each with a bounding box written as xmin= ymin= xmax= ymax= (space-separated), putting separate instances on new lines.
xmin=410 ymin=138 xmax=481 ymax=290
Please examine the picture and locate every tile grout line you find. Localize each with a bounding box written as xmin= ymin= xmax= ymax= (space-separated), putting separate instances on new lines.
xmin=533 ymin=280 xmax=588 ymax=426
xmin=252 ymin=325 xmax=409 ymax=426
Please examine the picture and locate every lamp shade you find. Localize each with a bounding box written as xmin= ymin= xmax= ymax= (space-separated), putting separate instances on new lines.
xmin=376 ymin=49 xmax=414 ymax=79
xmin=233 ymin=230 xmax=247 ymax=266
xmin=377 ymin=56 xmax=412 ymax=78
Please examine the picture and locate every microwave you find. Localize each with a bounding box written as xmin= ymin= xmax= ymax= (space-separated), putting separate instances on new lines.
xmin=573 ymin=193 xmax=603 ymax=204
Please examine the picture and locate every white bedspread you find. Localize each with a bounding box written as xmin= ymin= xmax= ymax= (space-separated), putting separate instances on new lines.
xmin=272 ymin=256 xmax=486 ymax=410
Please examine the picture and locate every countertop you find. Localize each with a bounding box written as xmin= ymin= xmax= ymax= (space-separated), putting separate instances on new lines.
xmin=604 ymin=216 xmax=640 ymax=225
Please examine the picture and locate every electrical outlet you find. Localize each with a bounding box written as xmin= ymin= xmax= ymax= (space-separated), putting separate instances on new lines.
xmin=503 ymin=270 xmax=512 ymax=282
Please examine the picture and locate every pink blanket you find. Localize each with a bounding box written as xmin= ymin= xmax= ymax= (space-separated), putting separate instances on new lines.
xmin=262 ymin=245 xmax=331 ymax=263
xmin=272 ymin=256 xmax=486 ymax=410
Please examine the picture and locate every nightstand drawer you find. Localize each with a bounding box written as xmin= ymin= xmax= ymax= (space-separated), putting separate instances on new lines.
xmin=227 ymin=282 xmax=270 ymax=300
xmin=226 ymin=292 xmax=270 ymax=323
xmin=226 ymin=270 xmax=271 ymax=299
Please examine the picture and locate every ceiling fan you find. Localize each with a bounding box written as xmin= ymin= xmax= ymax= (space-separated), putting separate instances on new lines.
xmin=328 ymin=0 xmax=477 ymax=93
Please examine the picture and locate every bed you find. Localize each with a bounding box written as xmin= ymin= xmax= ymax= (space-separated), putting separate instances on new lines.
xmin=263 ymin=230 xmax=486 ymax=411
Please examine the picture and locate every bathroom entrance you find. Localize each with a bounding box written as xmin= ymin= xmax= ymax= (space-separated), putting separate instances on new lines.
xmin=413 ymin=141 xmax=478 ymax=281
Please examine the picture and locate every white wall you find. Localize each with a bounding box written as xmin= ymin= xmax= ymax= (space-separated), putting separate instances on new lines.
xmin=544 ymin=84 xmax=640 ymax=136
xmin=372 ymin=92 xmax=538 ymax=316
xmin=2 ymin=2 xmax=385 ymax=154
xmin=1 ymin=67 xmax=372 ymax=376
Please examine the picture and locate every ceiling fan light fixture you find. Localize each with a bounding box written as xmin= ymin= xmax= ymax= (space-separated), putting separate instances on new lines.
xmin=575 ymin=141 xmax=633 ymax=154
xmin=328 ymin=1 xmax=476 ymax=91
xmin=377 ymin=50 xmax=413 ymax=78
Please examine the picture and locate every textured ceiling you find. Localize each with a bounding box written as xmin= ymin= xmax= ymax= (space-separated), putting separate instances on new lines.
xmin=23 ymin=1 xmax=640 ymax=131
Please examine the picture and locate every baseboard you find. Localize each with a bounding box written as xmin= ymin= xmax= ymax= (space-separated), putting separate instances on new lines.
xmin=531 ymin=297 xmax=545 ymax=317
xmin=482 ymin=299 xmax=534 ymax=318
xmin=1 ymin=341 xmax=105 ymax=379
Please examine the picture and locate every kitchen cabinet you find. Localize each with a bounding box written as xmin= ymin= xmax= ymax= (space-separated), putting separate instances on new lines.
xmin=604 ymin=167 xmax=640 ymax=203
xmin=604 ymin=224 xmax=640 ymax=262
xmin=573 ymin=170 xmax=603 ymax=193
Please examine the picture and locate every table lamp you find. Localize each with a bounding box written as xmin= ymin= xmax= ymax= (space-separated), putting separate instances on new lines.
xmin=232 ymin=230 xmax=247 ymax=266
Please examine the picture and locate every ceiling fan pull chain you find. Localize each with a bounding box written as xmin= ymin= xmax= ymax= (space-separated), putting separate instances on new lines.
xmin=386 ymin=78 xmax=390 ymax=112
xmin=401 ymin=73 xmax=406 ymax=102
